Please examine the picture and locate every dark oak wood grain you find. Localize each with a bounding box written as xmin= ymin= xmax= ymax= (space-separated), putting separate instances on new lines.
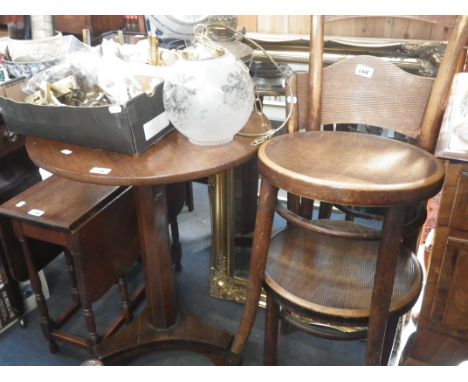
xmin=25 ymin=111 xmax=266 ymax=365
xmin=26 ymin=112 xmax=264 ymax=187
xmin=0 ymin=175 xmax=119 ymax=230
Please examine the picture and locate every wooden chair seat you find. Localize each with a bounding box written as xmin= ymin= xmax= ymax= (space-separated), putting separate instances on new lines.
xmin=265 ymin=223 xmax=423 ymax=322
xmin=259 ymin=131 xmax=444 ymax=207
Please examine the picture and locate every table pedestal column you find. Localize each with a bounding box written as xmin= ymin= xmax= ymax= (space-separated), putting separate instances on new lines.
xmin=87 ymin=185 xmax=238 ymax=365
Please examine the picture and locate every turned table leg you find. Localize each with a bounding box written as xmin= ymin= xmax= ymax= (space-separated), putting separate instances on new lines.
xmin=13 ymin=222 xmax=59 ymax=353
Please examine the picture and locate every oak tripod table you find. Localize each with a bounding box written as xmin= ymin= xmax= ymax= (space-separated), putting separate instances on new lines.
xmin=25 ymin=112 xmax=266 ymax=365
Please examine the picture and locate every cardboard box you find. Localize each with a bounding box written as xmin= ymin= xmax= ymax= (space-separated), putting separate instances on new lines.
xmin=0 ymin=76 xmax=173 ymax=155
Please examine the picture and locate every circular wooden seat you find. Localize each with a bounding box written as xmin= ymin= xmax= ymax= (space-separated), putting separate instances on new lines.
xmin=265 ymin=222 xmax=423 ymax=322
xmin=259 ymin=131 xmax=445 ymax=207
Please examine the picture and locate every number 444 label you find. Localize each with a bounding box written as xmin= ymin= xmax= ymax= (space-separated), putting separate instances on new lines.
xmin=355 ymin=64 xmax=374 ymax=78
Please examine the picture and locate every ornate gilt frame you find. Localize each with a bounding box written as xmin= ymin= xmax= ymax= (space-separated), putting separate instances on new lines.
xmin=209 ymin=170 xmax=261 ymax=305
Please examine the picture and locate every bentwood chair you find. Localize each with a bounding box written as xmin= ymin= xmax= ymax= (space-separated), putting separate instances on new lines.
xmin=286 ymin=17 xmax=468 ymax=253
xmin=230 ymin=15 xmax=468 ymax=365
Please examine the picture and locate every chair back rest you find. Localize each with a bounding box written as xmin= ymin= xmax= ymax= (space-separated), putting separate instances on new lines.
xmin=291 ymin=59 xmax=433 ymax=138
xmin=289 ymin=15 xmax=468 ymax=152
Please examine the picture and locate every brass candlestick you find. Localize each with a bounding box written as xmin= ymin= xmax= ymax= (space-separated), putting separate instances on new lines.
xmin=117 ymin=30 xmax=124 ymax=45
xmin=149 ymin=34 xmax=160 ymax=66
xmin=82 ymin=29 xmax=91 ymax=45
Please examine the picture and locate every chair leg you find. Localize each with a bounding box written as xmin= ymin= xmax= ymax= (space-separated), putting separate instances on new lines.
xmin=403 ymin=229 xmax=421 ymax=254
xmin=318 ymin=202 xmax=333 ymax=219
xmin=366 ymin=206 xmax=406 ymax=365
xmin=380 ymin=315 xmax=400 ymax=365
xmin=264 ymin=292 xmax=280 ymax=365
xmin=185 ymin=181 xmax=194 ymax=212
xmin=117 ymin=276 xmax=133 ymax=324
xmin=16 ymin=232 xmax=58 ymax=353
xmin=63 ymin=249 xmax=80 ymax=305
xmin=231 ymin=178 xmax=278 ymax=355
xmin=299 ymin=198 xmax=314 ymax=219
xmin=345 ymin=212 xmax=354 ymax=221
xmin=170 ymin=219 xmax=182 ymax=272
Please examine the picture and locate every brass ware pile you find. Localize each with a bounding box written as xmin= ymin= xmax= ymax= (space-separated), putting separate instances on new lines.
xmin=25 ymin=75 xmax=111 ymax=107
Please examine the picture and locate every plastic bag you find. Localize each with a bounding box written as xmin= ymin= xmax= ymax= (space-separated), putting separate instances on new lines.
xmin=22 ymin=50 xmax=101 ymax=97
xmin=96 ymin=55 xmax=144 ymax=105
xmin=101 ymin=37 xmax=150 ymax=64
xmin=7 ymin=34 xmax=91 ymax=63
xmin=100 ymin=37 xmax=181 ymax=67
xmin=23 ymin=42 xmax=145 ymax=105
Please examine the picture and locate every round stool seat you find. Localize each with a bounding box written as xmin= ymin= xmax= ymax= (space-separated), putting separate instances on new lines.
xmin=259 ymin=131 xmax=445 ymax=207
xmin=265 ymin=222 xmax=423 ymax=321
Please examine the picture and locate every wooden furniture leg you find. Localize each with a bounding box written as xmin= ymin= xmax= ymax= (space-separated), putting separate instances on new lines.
xmin=185 ymin=182 xmax=194 ymax=212
xmin=66 ymin=237 xmax=101 ymax=347
xmin=264 ymin=292 xmax=280 ymax=366
xmin=318 ymin=202 xmax=333 ymax=219
xmin=63 ymin=249 xmax=80 ymax=305
xmin=299 ymin=198 xmax=314 ymax=219
xmin=117 ymin=276 xmax=132 ymax=324
xmin=135 ymin=185 xmax=177 ymax=328
xmin=380 ymin=315 xmax=400 ymax=365
xmin=14 ymin=224 xmax=59 ymax=353
xmin=366 ymin=206 xmax=406 ymax=365
xmin=231 ymin=178 xmax=278 ymax=355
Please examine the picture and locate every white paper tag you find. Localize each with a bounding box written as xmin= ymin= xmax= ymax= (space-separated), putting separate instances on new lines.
xmin=15 ymin=201 xmax=26 ymax=208
xmin=143 ymin=112 xmax=170 ymax=141
xmin=286 ymin=96 xmax=297 ymax=104
xmin=89 ymin=167 xmax=112 ymax=175
xmin=108 ymin=105 xmax=122 ymax=114
xmin=60 ymin=149 xmax=73 ymax=155
xmin=355 ymin=64 xmax=374 ymax=78
xmin=28 ymin=209 xmax=45 ymax=217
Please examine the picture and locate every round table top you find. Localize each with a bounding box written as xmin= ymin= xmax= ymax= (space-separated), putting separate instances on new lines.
xmin=26 ymin=112 xmax=268 ymax=187
xmin=259 ymin=131 xmax=445 ymax=207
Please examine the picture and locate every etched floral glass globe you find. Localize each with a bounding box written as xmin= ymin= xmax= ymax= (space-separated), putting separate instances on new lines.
xmin=163 ymin=50 xmax=255 ymax=145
